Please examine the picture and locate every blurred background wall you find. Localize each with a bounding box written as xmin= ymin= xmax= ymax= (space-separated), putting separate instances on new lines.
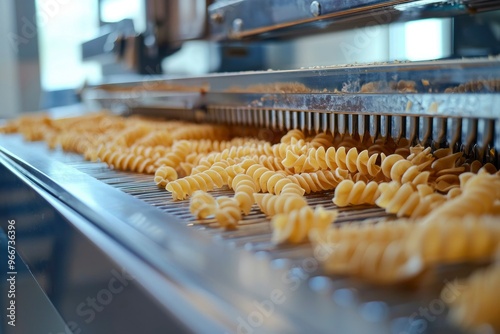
xmin=0 ymin=0 xmax=22 ymax=118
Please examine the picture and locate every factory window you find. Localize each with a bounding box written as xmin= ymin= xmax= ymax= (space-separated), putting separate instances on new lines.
xmin=36 ymin=0 xmax=101 ymax=91
xmin=390 ymin=18 xmax=452 ymax=61
xmin=100 ymin=0 xmax=146 ymax=32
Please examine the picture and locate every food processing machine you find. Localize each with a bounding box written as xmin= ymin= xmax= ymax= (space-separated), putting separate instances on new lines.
xmin=1 ymin=1 xmax=500 ymax=333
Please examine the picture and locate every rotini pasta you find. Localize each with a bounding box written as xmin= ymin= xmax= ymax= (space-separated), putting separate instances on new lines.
xmin=232 ymin=174 xmax=258 ymax=215
xmin=287 ymin=170 xmax=344 ymax=194
xmin=421 ymin=172 xmax=500 ymax=223
xmin=311 ymin=219 xmax=423 ymax=284
xmin=166 ymin=165 xmax=230 ymax=200
xmin=444 ymin=264 xmax=500 ymax=330
xmin=246 ymin=164 xmax=292 ymax=194
xmin=154 ymin=166 xmax=178 ymax=187
xmin=254 ymin=192 xmax=308 ymax=216
xmin=272 ymin=206 xmax=338 ymax=244
xmin=381 ymin=157 xmax=431 ymax=185
xmin=317 ymin=238 xmax=423 ymax=284
xmin=407 ymin=215 xmax=500 ymax=265
xmin=189 ymin=190 xmax=217 ymax=219
xmin=214 ymin=197 xmax=241 ymax=229
xmin=97 ymin=148 xmax=157 ymax=174
xmin=375 ymin=182 xmax=447 ymax=218
xmin=333 ymin=180 xmax=380 ymax=207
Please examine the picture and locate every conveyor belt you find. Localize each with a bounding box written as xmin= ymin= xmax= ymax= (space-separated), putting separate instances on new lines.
xmin=65 ymin=159 xmax=393 ymax=259
xmin=0 ymin=135 xmax=489 ymax=333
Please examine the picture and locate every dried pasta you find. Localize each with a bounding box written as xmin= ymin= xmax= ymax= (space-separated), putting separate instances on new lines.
xmin=214 ymin=197 xmax=241 ymax=229
xmin=166 ymin=165 xmax=230 ymax=200
xmin=154 ymin=166 xmax=178 ymax=187
xmin=311 ymin=220 xmax=423 ymax=284
xmin=444 ymin=264 xmax=500 ymax=331
xmin=272 ymin=206 xmax=338 ymax=244
xmin=189 ymin=190 xmax=217 ymax=219
xmin=333 ymin=180 xmax=380 ymax=207
xmin=254 ymin=192 xmax=308 ymax=216
xmin=287 ymin=170 xmax=344 ymax=194
xmin=381 ymin=156 xmax=431 ymax=185
xmin=232 ymin=174 xmax=258 ymax=215
xmin=375 ymin=182 xmax=446 ymax=218
xmin=246 ymin=164 xmax=292 ymax=194
xmin=407 ymin=215 xmax=500 ymax=264
xmin=421 ymin=172 xmax=500 ymax=223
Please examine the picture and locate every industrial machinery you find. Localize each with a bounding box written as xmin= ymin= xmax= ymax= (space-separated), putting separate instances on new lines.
xmin=1 ymin=1 xmax=500 ymax=334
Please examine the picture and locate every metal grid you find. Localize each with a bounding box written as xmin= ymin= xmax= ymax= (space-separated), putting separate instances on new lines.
xmin=65 ymin=159 xmax=392 ymax=256
xmin=60 ymin=158 xmax=482 ymax=334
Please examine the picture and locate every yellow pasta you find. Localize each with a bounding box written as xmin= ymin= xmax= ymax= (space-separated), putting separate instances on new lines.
xmin=420 ymin=172 xmax=500 ymax=223
xmin=271 ymin=206 xmax=338 ymax=244
xmin=382 ymin=157 xmax=431 ymax=185
xmin=311 ymin=220 xmax=423 ymax=284
xmin=333 ymin=180 xmax=380 ymax=207
xmin=354 ymin=149 xmax=382 ymax=177
xmin=406 ymin=146 xmax=433 ymax=165
xmin=189 ymin=190 xmax=217 ymax=219
xmin=214 ymin=197 xmax=241 ymax=229
xmin=165 ymin=165 xmax=230 ymax=200
xmin=154 ymin=165 xmax=178 ymax=187
xmin=232 ymin=174 xmax=258 ymax=215
xmin=154 ymin=140 xmax=192 ymax=170
xmin=444 ymin=264 xmax=500 ymax=331
xmin=287 ymin=170 xmax=344 ymax=194
xmin=407 ymin=215 xmax=500 ymax=265
xmin=96 ymin=147 xmax=156 ymax=174
xmin=281 ymin=129 xmax=306 ymax=144
xmin=254 ymin=192 xmax=308 ymax=216
xmin=309 ymin=132 xmax=334 ymax=148
xmin=246 ymin=164 xmax=293 ymax=194
xmin=375 ymin=182 xmax=447 ymax=218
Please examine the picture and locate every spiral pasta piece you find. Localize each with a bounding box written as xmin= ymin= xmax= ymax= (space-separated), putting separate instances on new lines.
xmin=444 ymin=264 xmax=500 ymax=331
xmin=134 ymin=130 xmax=173 ymax=147
xmin=215 ymin=197 xmax=242 ymax=229
xmin=97 ymin=148 xmax=156 ymax=174
xmin=189 ymin=190 xmax=217 ymax=219
xmin=281 ymin=129 xmax=306 ymax=144
xmin=287 ymin=170 xmax=344 ymax=194
xmin=354 ymin=149 xmax=382 ymax=177
xmin=154 ymin=140 xmax=192 ymax=170
xmin=311 ymin=219 xmax=422 ymax=284
xmin=375 ymin=182 xmax=447 ymax=218
xmin=383 ymin=157 xmax=431 ymax=185
xmin=406 ymin=146 xmax=433 ymax=165
xmin=232 ymin=174 xmax=258 ymax=215
xmin=154 ymin=165 xmax=178 ymax=187
xmin=310 ymin=132 xmax=334 ymax=148
xmin=319 ymin=220 xmax=415 ymax=245
xmin=166 ymin=165 xmax=229 ymax=200
xmin=246 ymin=164 xmax=292 ymax=194
xmin=421 ymin=172 xmax=500 ymax=223
xmin=317 ymin=238 xmax=423 ymax=284
xmin=407 ymin=215 xmax=500 ymax=265
xmin=272 ymin=206 xmax=338 ymax=244
xmin=254 ymin=193 xmax=308 ymax=217
xmin=333 ymin=180 xmax=380 ymax=207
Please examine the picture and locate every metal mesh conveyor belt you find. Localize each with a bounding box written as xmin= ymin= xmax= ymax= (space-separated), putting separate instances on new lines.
xmin=55 ymin=157 xmax=485 ymax=333
xmin=0 ymin=135 xmax=490 ymax=333
xmin=65 ymin=159 xmax=392 ymax=257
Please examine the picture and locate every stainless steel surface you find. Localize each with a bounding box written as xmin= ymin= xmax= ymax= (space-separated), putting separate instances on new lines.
xmin=0 ymin=133 xmax=482 ymax=333
xmin=207 ymin=0 xmax=496 ymax=39
xmin=147 ymin=0 xmax=209 ymax=44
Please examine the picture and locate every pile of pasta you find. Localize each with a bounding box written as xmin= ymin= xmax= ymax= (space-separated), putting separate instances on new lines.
xmin=3 ymin=112 xmax=500 ymax=325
